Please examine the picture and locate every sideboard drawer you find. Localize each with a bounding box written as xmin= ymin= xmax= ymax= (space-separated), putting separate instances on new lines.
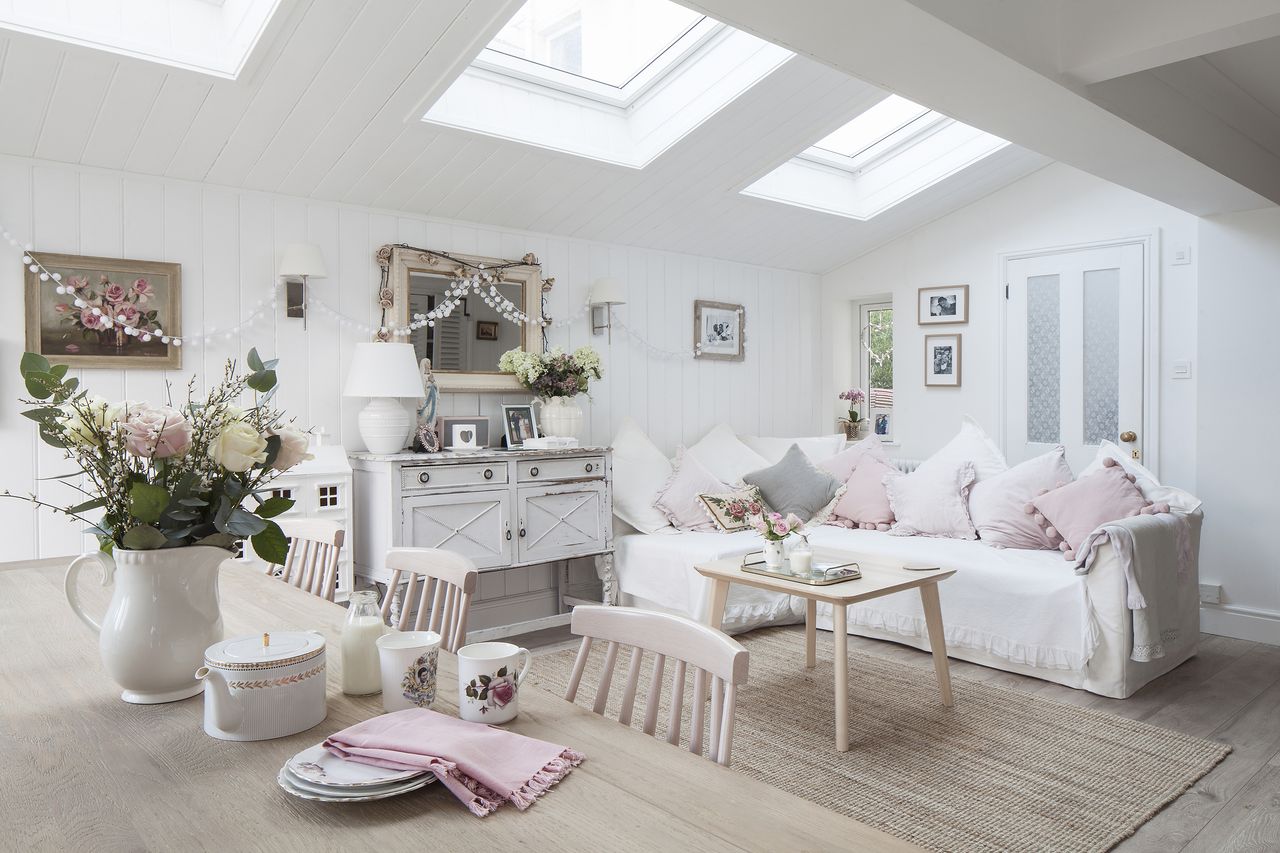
xmin=517 ymin=456 xmax=605 ymax=483
xmin=401 ymin=462 xmax=509 ymax=491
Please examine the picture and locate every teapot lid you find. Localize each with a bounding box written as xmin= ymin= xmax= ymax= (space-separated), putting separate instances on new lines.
xmin=204 ymin=631 xmax=325 ymax=671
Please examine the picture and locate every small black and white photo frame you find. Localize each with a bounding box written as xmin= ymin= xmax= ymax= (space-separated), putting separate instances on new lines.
xmin=924 ymin=334 xmax=962 ymax=387
xmin=693 ymin=299 xmax=745 ymax=361
xmin=439 ymin=416 xmax=490 ymax=450
xmin=917 ymin=285 xmax=968 ymax=325
xmin=502 ymin=404 xmax=539 ymax=448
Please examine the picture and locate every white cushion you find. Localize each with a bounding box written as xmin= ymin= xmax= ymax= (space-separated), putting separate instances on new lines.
xmin=917 ymin=415 xmax=1008 ymax=482
xmin=610 ymin=418 xmax=675 ymax=534
xmin=686 ymin=424 xmax=769 ymax=485
xmin=885 ymin=460 xmax=978 ymax=539
xmin=969 ymin=447 xmax=1073 ymax=549
xmin=741 ymin=434 xmax=846 ymax=465
xmin=652 ymin=448 xmax=728 ymax=532
xmin=1079 ymin=441 xmax=1202 ymax=513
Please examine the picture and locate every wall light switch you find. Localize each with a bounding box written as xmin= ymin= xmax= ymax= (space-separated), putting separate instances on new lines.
xmin=1172 ymin=360 xmax=1192 ymax=379
xmin=1172 ymin=245 xmax=1192 ymax=266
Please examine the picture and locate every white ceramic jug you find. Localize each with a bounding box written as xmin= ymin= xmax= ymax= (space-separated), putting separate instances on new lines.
xmin=65 ymin=546 xmax=226 ymax=704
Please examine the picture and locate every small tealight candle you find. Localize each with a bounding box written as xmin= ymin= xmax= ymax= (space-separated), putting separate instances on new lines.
xmin=790 ymin=550 xmax=813 ymax=576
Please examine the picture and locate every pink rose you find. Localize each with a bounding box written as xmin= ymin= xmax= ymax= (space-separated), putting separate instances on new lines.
xmin=771 ymin=519 xmax=790 ymax=537
xmin=80 ymin=307 xmax=103 ymax=329
xmin=67 ymin=275 xmax=89 ymax=291
xmin=488 ymin=677 xmax=516 ymax=707
xmin=103 ymin=283 xmax=126 ymax=304
xmin=115 ymin=304 xmax=141 ymax=327
xmin=785 ymin=513 xmax=805 ymax=531
xmin=131 ymin=278 xmax=154 ymax=302
xmin=120 ymin=403 xmax=192 ymax=458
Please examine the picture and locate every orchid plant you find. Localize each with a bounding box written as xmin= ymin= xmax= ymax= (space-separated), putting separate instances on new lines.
xmin=10 ymin=349 xmax=310 ymax=564
xmin=498 ymin=346 xmax=603 ymax=400
xmin=839 ymin=387 xmax=865 ymax=423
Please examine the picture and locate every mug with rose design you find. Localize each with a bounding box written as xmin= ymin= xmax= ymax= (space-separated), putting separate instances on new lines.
xmin=456 ymin=642 xmax=532 ymax=724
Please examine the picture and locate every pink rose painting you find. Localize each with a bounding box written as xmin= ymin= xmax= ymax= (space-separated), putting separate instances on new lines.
xmin=29 ymin=253 xmax=181 ymax=369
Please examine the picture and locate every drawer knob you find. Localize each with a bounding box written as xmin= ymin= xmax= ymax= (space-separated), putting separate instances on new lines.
xmin=585 ymin=463 xmax=594 ymax=473
xmin=483 ymin=468 xmax=494 ymax=480
xmin=529 ymin=466 xmax=539 ymax=477
xmin=418 ymin=471 xmax=430 ymax=484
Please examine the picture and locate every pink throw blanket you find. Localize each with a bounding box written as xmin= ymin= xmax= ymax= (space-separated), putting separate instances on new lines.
xmin=323 ymin=708 xmax=584 ymax=817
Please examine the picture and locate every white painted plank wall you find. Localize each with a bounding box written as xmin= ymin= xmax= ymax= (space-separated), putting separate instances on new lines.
xmin=0 ymin=155 xmax=822 ymax=561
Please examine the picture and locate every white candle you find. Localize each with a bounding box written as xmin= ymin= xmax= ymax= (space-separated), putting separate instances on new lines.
xmin=341 ymin=616 xmax=386 ymax=695
xmin=790 ymin=550 xmax=813 ymax=576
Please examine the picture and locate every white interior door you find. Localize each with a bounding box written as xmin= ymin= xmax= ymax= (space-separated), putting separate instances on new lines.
xmin=1004 ymin=244 xmax=1145 ymax=473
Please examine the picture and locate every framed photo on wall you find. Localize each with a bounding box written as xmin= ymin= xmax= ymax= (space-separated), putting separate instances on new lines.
xmin=24 ymin=252 xmax=182 ymax=369
xmin=917 ymin=285 xmax=968 ymax=325
xmin=475 ymin=321 xmax=499 ymax=341
xmin=501 ymin=404 xmax=539 ymax=448
xmin=439 ymin=416 xmax=490 ymax=451
xmin=693 ymin=299 xmax=745 ymax=361
xmin=924 ymin=334 xmax=962 ymax=387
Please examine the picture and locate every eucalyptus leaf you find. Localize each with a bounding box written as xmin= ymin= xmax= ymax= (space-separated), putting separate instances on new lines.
xmin=122 ymin=525 xmax=167 ymax=550
xmin=163 ymin=525 xmax=198 ymax=540
xmin=247 ymin=348 xmax=265 ymax=372
xmin=19 ymin=352 xmax=51 ymax=375
xmin=226 ymin=507 xmax=268 ymax=536
xmin=213 ymin=496 xmax=232 ymax=533
xmin=164 ymin=510 xmax=201 ymax=522
xmin=67 ymin=497 xmax=106 ymax=514
xmin=37 ymin=426 xmax=68 ymax=448
xmin=254 ymin=496 xmax=293 ymax=519
xmin=50 ymin=363 xmax=69 ymax=380
xmin=195 ymin=532 xmax=237 ymax=549
xmin=262 ymin=434 xmax=282 ymax=469
xmin=178 ymin=497 xmax=209 ymax=507
xmin=246 ymin=369 xmax=277 ymax=393
xmin=25 ymin=372 xmax=59 ymax=400
xmin=129 ymin=482 xmax=170 ymax=524
xmin=250 ymin=521 xmax=288 ymax=565
xmin=21 ymin=407 xmax=62 ymax=423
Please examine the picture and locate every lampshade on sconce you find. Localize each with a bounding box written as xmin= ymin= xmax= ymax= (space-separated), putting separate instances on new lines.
xmin=590 ymin=277 xmax=626 ymax=342
xmin=342 ymin=342 xmax=424 ymax=453
xmin=278 ymin=243 xmax=327 ymax=328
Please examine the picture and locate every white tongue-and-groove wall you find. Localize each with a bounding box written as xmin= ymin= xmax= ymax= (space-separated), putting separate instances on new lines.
xmin=0 ymin=155 xmax=822 ymax=562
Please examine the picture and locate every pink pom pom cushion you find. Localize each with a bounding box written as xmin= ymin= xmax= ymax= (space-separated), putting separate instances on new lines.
xmin=1030 ymin=458 xmax=1165 ymax=560
xmin=969 ymin=447 xmax=1073 ymax=549
xmin=652 ymin=448 xmax=729 ymax=532
xmin=828 ymin=454 xmax=896 ymax=531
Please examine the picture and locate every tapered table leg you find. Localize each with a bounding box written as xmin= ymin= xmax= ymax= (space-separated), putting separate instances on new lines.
xmin=919 ymin=581 xmax=953 ymax=707
xmin=833 ymin=602 xmax=849 ymax=751
xmin=706 ymin=579 xmax=730 ymax=631
xmin=805 ymin=599 xmax=817 ymax=669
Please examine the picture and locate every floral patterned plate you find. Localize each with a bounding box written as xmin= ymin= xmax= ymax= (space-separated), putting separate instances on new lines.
xmin=282 ymin=766 xmax=434 ymax=798
xmin=276 ymin=769 xmax=434 ymax=803
xmin=286 ymin=743 xmax=425 ymax=788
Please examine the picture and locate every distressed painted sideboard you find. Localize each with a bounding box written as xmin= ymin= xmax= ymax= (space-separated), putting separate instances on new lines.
xmin=350 ymin=448 xmax=615 ymax=638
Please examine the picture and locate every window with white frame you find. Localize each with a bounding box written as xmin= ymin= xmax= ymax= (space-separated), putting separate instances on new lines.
xmin=271 ymin=487 xmax=293 ymax=502
xmin=318 ymin=485 xmax=340 ymax=509
xmin=860 ymin=301 xmax=894 ymax=441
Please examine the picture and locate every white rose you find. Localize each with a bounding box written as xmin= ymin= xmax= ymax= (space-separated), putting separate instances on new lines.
xmin=62 ymin=397 xmax=125 ymax=447
xmin=209 ymin=421 xmax=268 ymax=472
xmin=271 ymin=428 xmax=313 ymax=471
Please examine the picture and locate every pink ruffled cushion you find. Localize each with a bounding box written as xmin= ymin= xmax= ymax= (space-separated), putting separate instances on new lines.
xmin=1031 ymin=458 xmax=1150 ymax=560
xmin=652 ymin=448 xmax=729 ymax=532
xmin=828 ymin=454 xmax=896 ymax=530
xmin=969 ymin=447 xmax=1073 ymax=549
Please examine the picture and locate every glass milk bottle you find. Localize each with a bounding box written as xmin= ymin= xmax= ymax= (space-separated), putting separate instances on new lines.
xmin=342 ymin=590 xmax=387 ymax=695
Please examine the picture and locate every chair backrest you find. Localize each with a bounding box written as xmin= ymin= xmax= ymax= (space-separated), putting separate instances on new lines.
xmin=380 ymin=548 xmax=479 ymax=652
xmin=566 ymin=605 xmax=749 ymax=767
xmin=266 ymin=518 xmax=345 ymax=602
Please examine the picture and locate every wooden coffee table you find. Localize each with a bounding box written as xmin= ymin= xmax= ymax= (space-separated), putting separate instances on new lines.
xmin=696 ymin=555 xmax=956 ymax=752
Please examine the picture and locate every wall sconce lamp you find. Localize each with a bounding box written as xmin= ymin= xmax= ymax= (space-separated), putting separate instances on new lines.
xmin=590 ymin=277 xmax=626 ymax=343
xmin=278 ymin=243 xmax=327 ymax=329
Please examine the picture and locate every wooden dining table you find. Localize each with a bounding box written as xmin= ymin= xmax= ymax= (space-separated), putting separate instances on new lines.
xmin=0 ymin=558 xmax=919 ymax=853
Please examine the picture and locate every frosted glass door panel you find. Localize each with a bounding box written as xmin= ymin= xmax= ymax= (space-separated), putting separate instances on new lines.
xmin=1083 ymin=268 xmax=1120 ymax=446
xmin=1026 ymin=274 xmax=1061 ymax=444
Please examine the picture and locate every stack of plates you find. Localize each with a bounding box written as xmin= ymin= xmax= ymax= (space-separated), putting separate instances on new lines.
xmin=277 ymin=744 xmax=435 ymax=803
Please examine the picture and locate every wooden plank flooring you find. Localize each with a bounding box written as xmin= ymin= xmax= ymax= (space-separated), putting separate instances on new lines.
xmin=518 ymin=625 xmax=1280 ymax=852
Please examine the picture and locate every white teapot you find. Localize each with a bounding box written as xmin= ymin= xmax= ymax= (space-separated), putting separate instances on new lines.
xmin=195 ymin=632 xmax=328 ymax=741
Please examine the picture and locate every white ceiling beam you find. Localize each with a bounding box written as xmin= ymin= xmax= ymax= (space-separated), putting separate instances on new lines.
xmin=680 ymin=0 xmax=1271 ymax=215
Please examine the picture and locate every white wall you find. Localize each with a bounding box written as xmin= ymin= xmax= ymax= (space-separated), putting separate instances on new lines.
xmin=821 ymin=163 xmax=1200 ymax=494
xmin=1197 ymin=207 xmax=1280 ymax=644
xmin=0 ymin=155 xmax=821 ymax=561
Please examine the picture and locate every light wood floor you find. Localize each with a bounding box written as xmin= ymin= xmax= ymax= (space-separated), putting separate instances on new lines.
xmin=515 ymin=624 xmax=1280 ymax=852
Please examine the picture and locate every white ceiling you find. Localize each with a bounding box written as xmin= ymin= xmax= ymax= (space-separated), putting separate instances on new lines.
xmin=0 ymin=0 xmax=1050 ymax=273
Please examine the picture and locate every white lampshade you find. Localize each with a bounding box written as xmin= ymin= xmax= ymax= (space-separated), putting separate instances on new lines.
xmin=343 ymin=342 xmax=424 ymax=398
xmin=278 ymin=243 xmax=327 ymax=278
xmin=590 ymin=277 xmax=626 ymax=305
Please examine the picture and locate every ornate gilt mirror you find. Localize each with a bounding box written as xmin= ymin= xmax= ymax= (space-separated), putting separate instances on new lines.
xmin=384 ymin=246 xmax=546 ymax=393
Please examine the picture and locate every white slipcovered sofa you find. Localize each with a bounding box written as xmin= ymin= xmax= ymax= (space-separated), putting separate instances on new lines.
xmin=609 ymin=428 xmax=1203 ymax=700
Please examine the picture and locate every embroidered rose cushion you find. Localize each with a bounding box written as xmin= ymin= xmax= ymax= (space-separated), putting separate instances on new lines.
xmin=697 ymin=485 xmax=772 ymax=533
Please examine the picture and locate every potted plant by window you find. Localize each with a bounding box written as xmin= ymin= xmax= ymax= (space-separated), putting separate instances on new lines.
xmin=839 ymin=388 xmax=866 ymax=439
xmin=498 ymin=346 xmax=603 ymax=440
xmin=11 ymin=349 xmax=310 ymax=704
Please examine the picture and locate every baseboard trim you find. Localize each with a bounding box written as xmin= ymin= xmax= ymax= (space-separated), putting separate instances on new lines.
xmin=1201 ymin=603 xmax=1280 ymax=646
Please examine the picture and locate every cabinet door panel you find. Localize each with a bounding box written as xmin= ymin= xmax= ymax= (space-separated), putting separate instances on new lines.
xmin=401 ymin=490 xmax=511 ymax=570
xmin=517 ymin=483 xmax=607 ymax=565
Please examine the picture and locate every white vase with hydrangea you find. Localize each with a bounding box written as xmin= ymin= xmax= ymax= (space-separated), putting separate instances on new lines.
xmin=498 ymin=346 xmax=603 ymax=440
xmin=12 ymin=349 xmax=311 ymax=704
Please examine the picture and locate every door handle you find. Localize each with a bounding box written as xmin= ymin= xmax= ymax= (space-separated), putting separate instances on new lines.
xmin=1120 ymin=431 xmax=1137 ymax=443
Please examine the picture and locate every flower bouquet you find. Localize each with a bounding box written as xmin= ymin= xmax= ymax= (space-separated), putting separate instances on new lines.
xmin=750 ymin=511 xmax=805 ymax=569
xmin=13 ymin=348 xmax=310 ymax=564
xmin=497 ymin=346 xmax=603 ymax=399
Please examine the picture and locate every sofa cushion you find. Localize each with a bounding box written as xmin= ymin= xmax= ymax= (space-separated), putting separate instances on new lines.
xmin=742 ymin=434 xmax=846 ymax=465
xmin=652 ymin=448 xmax=728 ymax=532
xmin=1080 ymin=440 xmax=1202 ymax=513
xmin=697 ymin=485 xmax=771 ymax=533
xmin=687 ymin=424 xmax=770 ymax=485
xmin=828 ymin=454 xmax=896 ymax=530
xmin=917 ymin=415 xmax=1007 ymax=482
xmin=610 ymin=418 xmax=675 ymax=534
xmin=818 ymin=433 xmax=889 ymax=482
xmin=969 ymin=447 xmax=1073 ymax=549
xmin=885 ymin=460 xmax=977 ymax=539
xmin=1032 ymin=459 xmax=1154 ymax=559
xmin=743 ymin=444 xmax=842 ymax=523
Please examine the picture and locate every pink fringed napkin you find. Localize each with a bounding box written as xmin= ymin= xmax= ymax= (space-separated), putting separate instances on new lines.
xmin=323 ymin=709 xmax=583 ymax=817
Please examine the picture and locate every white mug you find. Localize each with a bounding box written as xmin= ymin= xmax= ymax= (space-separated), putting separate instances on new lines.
xmin=376 ymin=631 xmax=441 ymax=713
xmin=456 ymin=642 xmax=532 ymax=724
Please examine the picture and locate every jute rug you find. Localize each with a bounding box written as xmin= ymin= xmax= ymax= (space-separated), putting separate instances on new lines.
xmin=527 ymin=626 xmax=1229 ymax=853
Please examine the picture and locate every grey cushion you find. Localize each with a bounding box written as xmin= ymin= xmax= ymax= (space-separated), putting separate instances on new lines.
xmin=743 ymin=443 xmax=841 ymax=522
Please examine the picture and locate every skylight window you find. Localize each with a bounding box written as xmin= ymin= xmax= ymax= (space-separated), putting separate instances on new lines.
xmin=812 ymin=95 xmax=932 ymax=158
xmin=487 ymin=0 xmax=705 ymax=89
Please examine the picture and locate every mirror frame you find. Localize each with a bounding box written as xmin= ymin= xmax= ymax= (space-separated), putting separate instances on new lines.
xmin=386 ymin=246 xmax=546 ymax=393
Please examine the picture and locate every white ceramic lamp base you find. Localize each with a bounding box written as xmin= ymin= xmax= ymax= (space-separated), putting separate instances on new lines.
xmin=358 ymin=397 xmax=410 ymax=454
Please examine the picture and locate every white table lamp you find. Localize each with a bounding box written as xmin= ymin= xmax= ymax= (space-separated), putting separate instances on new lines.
xmin=343 ymin=342 xmax=424 ymax=453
